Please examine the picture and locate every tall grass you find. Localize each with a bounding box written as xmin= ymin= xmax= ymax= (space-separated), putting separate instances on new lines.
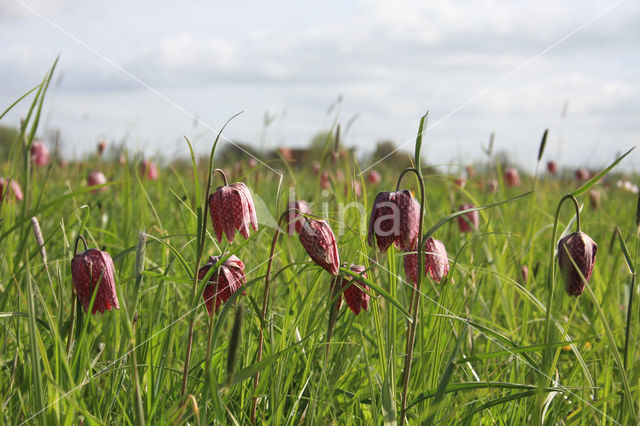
xmin=1 ymin=61 xmax=639 ymax=424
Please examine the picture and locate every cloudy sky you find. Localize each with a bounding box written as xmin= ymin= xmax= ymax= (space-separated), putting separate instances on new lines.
xmin=1 ymin=0 xmax=638 ymax=171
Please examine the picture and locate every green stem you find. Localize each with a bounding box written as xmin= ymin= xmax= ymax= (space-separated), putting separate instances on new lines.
xmin=396 ymin=167 xmax=426 ymax=426
xmin=537 ymin=193 xmax=580 ymax=422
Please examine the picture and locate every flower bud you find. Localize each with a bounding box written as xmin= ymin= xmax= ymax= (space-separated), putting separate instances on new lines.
xmin=404 ymin=237 xmax=451 ymax=285
xmin=30 ymin=141 xmax=50 ymax=166
xmin=504 ymin=167 xmax=520 ymax=187
xmin=71 ymin=247 xmax=119 ymax=314
xmin=457 ymin=204 xmax=479 ymax=233
xmin=88 ymin=171 xmax=107 ymax=193
xmin=331 ymin=264 xmax=370 ymax=315
xmin=287 ymin=200 xmax=311 ymax=235
xmin=299 ymin=217 xmax=340 ymax=275
xmin=557 ymin=231 xmax=597 ymax=296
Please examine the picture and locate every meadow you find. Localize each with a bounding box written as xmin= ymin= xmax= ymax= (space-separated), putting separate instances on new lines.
xmin=2 ymin=62 xmax=640 ymax=425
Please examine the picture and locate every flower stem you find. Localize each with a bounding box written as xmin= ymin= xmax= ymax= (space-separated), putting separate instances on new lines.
xmin=536 ymin=193 xmax=580 ymax=422
xmin=395 ymin=167 xmax=426 ymax=426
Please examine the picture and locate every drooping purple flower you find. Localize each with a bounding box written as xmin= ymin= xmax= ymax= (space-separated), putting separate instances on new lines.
xmin=368 ymin=190 xmax=419 ymax=252
xmin=331 ymin=264 xmax=370 ymax=315
xmin=30 ymin=141 xmax=50 ymax=166
xmin=71 ymin=247 xmax=119 ymax=314
xmin=575 ymin=168 xmax=590 ymax=182
xmin=504 ymin=167 xmax=520 ymax=187
xmin=404 ymin=237 xmax=451 ymax=285
xmin=547 ymin=161 xmax=557 ymax=175
xmin=208 ymin=182 xmax=258 ymax=243
xmin=140 ymin=160 xmax=158 ymax=180
xmin=558 ymin=231 xmax=597 ymax=296
xmin=287 ymin=200 xmax=311 ymax=235
xmin=199 ymin=255 xmax=246 ymax=314
xmin=457 ymin=204 xmax=479 ymax=233
xmin=0 ymin=178 xmax=23 ymax=202
xmin=367 ymin=170 xmax=381 ymax=185
xmin=299 ymin=217 xmax=340 ymax=275
xmin=88 ymin=171 xmax=107 ymax=193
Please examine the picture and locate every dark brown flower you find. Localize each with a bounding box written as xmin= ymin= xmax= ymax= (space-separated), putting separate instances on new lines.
xmin=557 ymin=231 xmax=597 ymax=296
xmin=71 ymin=248 xmax=119 ymax=314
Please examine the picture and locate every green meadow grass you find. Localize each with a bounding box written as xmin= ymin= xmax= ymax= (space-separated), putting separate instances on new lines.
xmin=1 ymin=62 xmax=640 ymax=425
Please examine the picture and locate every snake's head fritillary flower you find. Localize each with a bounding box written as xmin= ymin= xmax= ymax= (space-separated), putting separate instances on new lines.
xmin=140 ymin=160 xmax=158 ymax=180
xmin=311 ymin=161 xmax=321 ymax=175
xmin=199 ymin=255 xmax=246 ymax=315
xmin=30 ymin=141 xmax=50 ymax=166
xmin=320 ymin=172 xmax=331 ymax=189
xmin=558 ymin=231 xmax=597 ymax=296
xmin=367 ymin=170 xmax=381 ymax=185
xmin=368 ymin=190 xmax=419 ymax=252
xmin=547 ymin=161 xmax=557 ymax=175
xmin=0 ymin=178 xmax=23 ymax=202
xmin=404 ymin=237 xmax=451 ymax=285
xmin=457 ymin=204 xmax=479 ymax=233
xmin=287 ymin=200 xmax=311 ymax=235
xmin=504 ymin=167 xmax=520 ymax=187
xmin=345 ymin=180 xmax=361 ymax=197
xmin=454 ymin=178 xmax=466 ymax=189
xmin=209 ymin=182 xmax=258 ymax=243
xmin=71 ymin=247 xmax=119 ymax=314
xmin=331 ymin=264 xmax=370 ymax=315
xmin=299 ymin=217 xmax=340 ymax=275
xmin=575 ymin=168 xmax=590 ymax=182
xmin=97 ymin=141 xmax=107 ymax=155
xmin=248 ymin=158 xmax=257 ymax=168
xmin=88 ymin=171 xmax=107 ymax=193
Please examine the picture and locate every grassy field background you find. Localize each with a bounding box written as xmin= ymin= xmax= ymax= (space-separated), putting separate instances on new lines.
xmin=1 ymin=62 xmax=640 ymax=425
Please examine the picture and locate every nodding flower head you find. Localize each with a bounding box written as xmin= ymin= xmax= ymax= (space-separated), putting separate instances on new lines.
xmin=320 ymin=172 xmax=331 ymax=189
xmin=88 ymin=171 xmax=107 ymax=193
xmin=575 ymin=168 xmax=590 ymax=181
xmin=0 ymin=178 xmax=23 ymax=202
xmin=71 ymin=240 xmax=119 ymax=314
xmin=287 ymin=200 xmax=311 ymax=235
xmin=367 ymin=170 xmax=381 ymax=185
xmin=140 ymin=160 xmax=158 ymax=180
xmin=547 ymin=161 xmax=557 ymax=175
xmin=404 ymin=237 xmax=451 ymax=285
xmin=299 ymin=217 xmax=340 ymax=275
xmin=97 ymin=141 xmax=107 ymax=155
xmin=504 ymin=167 xmax=520 ymax=187
xmin=208 ymin=182 xmax=258 ymax=243
xmin=199 ymin=255 xmax=246 ymax=315
xmin=368 ymin=190 xmax=419 ymax=252
xmin=558 ymin=231 xmax=597 ymax=296
xmin=30 ymin=141 xmax=50 ymax=166
xmin=457 ymin=204 xmax=479 ymax=233
xmin=331 ymin=264 xmax=370 ymax=315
